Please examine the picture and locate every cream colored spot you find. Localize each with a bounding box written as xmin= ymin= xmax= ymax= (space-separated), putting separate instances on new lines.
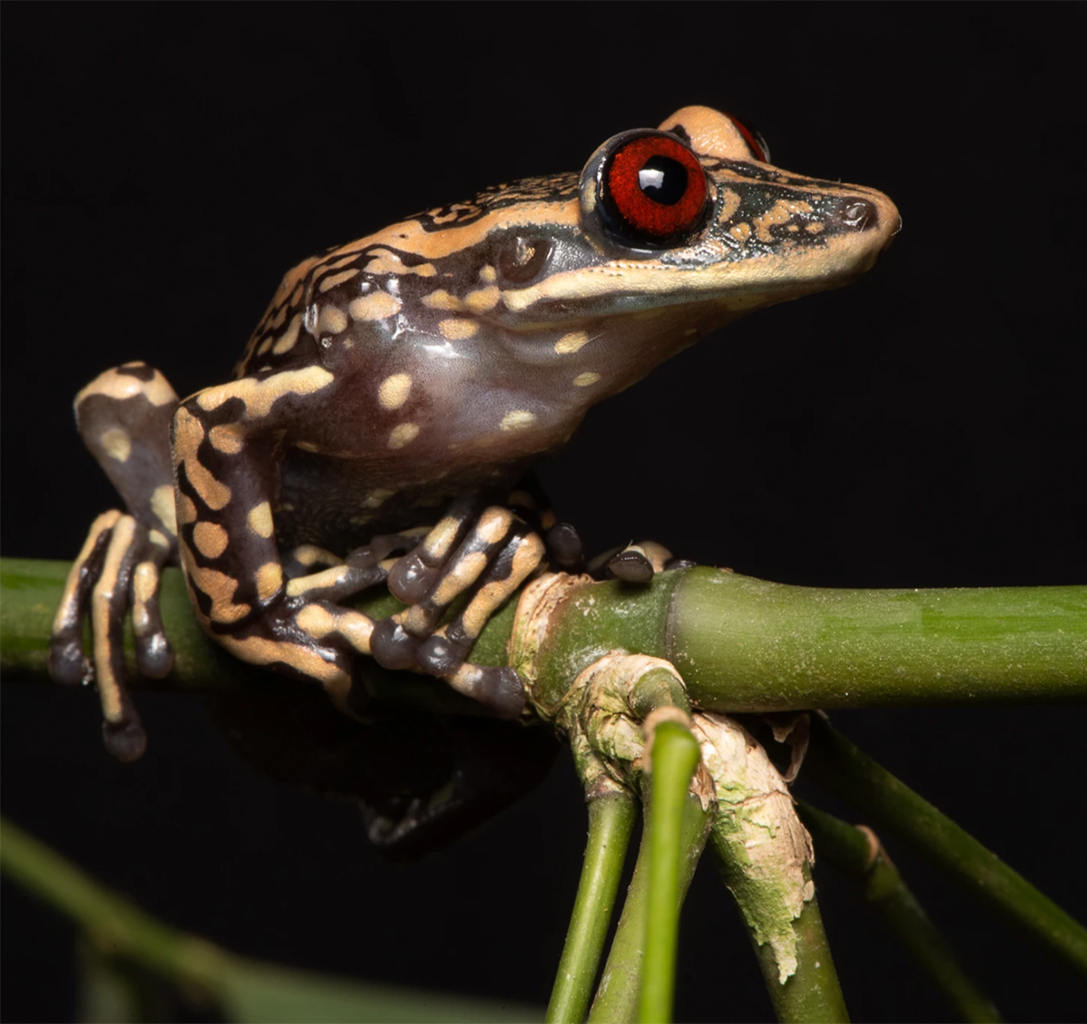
xmin=387 ymin=422 xmax=420 ymax=449
xmin=430 ymin=551 xmax=489 ymax=607
xmin=363 ymin=249 xmax=436 ymax=277
xmin=317 ymin=305 xmax=348 ymax=335
xmin=423 ymin=289 xmax=462 ymax=311
xmin=716 ymin=187 xmax=742 ymax=224
xmin=247 ymin=501 xmax=274 ymax=539
xmin=178 ymin=493 xmax=198 ymax=525
xmin=464 ymin=286 xmax=500 ymax=314
xmin=197 ymin=367 xmax=334 ymax=420
xmin=318 ymin=269 xmax=360 ymax=293
xmin=208 ymin=425 xmax=245 ymax=454
xmin=75 ymin=365 xmax=178 ymax=409
xmin=132 ymin=561 xmax=159 ymax=634
xmin=287 ymin=565 xmax=350 ymax=599
xmin=361 ymin=487 xmax=395 ymax=509
xmin=101 ymin=428 xmax=131 ymax=462
xmin=476 ymin=507 xmax=513 ymax=544
xmin=752 ymin=199 xmax=814 ymax=243
xmin=349 ymin=291 xmax=402 ymax=321
xmin=257 ymin=336 xmax=274 ymax=355
xmin=573 ymin=372 xmax=601 ymax=387
xmin=219 ymin=634 xmax=348 ymax=688
xmin=730 ymin=222 xmax=752 ymax=243
xmin=378 ymin=373 xmax=413 ymax=410
xmin=439 ymin=318 xmax=478 ymax=340
xmin=193 ymin=521 xmax=229 ymax=559
xmin=255 ymin=561 xmax=284 ymax=602
xmin=185 ymin=460 xmax=232 ymax=511
xmin=189 ymin=565 xmax=250 ymax=623
xmin=296 ymin=603 xmax=336 ymax=636
xmin=806 ymin=222 xmax=825 ymax=234
xmin=500 ymin=409 xmax=536 ymax=431
xmin=479 ymin=265 xmax=497 ymax=284
xmin=295 ymin=441 xmax=322 ymax=453
xmin=554 ymin=331 xmax=590 ymax=355
xmin=272 ymin=312 xmax=303 ymax=355
xmin=423 ymin=515 xmax=462 ymax=559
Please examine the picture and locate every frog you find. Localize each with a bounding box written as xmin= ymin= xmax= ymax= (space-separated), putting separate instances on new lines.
xmin=49 ymin=106 xmax=900 ymax=763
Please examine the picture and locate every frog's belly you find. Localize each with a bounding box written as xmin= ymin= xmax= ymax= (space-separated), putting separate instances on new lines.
xmin=273 ymin=448 xmax=532 ymax=553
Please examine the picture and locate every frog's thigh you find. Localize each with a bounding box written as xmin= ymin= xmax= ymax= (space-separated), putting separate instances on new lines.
xmin=74 ymin=362 xmax=180 ymax=540
xmin=172 ymin=378 xmax=372 ymax=700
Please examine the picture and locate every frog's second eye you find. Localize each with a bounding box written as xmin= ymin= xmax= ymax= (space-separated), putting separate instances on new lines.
xmin=600 ymin=132 xmax=709 ymax=246
xmin=725 ymin=113 xmax=770 ymax=164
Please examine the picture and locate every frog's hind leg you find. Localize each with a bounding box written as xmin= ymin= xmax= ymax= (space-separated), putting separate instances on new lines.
xmin=49 ymin=362 xmax=181 ymax=760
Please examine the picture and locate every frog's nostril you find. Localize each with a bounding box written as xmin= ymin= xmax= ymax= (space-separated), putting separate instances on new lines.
xmin=840 ymin=199 xmax=877 ymax=230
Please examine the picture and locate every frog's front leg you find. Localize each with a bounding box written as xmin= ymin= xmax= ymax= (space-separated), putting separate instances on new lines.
xmin=371 ymin=504 xmax=545 ymax=718
xmin=171 ymin=375 xmax=385 ymax=713
xmin=49 ymin=363 xmax=181 ymax=760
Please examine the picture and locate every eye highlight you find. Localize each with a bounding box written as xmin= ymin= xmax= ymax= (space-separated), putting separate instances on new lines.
xmin=600 ymin=132 xmax=709 ymax=246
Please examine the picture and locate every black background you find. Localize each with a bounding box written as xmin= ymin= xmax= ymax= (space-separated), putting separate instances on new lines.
xmin=3 ymin=5 xmax=1085 ymax=1022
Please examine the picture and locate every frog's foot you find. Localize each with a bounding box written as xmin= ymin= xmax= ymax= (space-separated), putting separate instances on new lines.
xmin=589 ymin=540 xmax=675 ymax=583
xmin=49 ymin=510 xmax=175 ymax=761
xmin=372 ymin=507 xmax=546 ymax=718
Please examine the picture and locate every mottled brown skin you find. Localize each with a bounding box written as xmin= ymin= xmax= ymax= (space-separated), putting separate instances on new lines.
xmin=50 ymin=106 xmax=900 ymax=762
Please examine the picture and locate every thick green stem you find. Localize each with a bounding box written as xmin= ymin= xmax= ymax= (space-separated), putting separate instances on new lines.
xmin=588 ymin=794 xmax=710 ymax=1024
xmin=639 ymin=720 xmax=703 ymax=1024
xmin=548 ymin=792 xmax=638 ymax=1024
xmin=799 ymin=802 xmax=1002 ymax=1023
xmin=7 ymin=561 xmax=1086 ymax=715
xmin=804 ymin=715 xmax=1087 ymax=980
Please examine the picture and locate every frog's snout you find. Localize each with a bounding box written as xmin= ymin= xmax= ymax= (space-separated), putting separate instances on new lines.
xmin=848 ymin=191 xmax=902 ymax=252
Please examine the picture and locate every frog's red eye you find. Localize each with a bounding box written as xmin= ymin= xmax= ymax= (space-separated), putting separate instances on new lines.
xmin=726 ymin=114 xmax=770 ymax=163
xmin=601 ymin=133 xmax=709 ymax=245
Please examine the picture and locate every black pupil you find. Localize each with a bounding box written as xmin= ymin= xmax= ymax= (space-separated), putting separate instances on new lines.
xmin=637 ymin=155 xmax=688 ymax=205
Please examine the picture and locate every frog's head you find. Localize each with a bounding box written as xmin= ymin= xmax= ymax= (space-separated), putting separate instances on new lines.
xmin=314 ymin=106 xmax=899 ymax=475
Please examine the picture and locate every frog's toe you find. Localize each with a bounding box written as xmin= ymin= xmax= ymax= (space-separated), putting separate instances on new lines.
xmin=132 ymin=531 xmax=175 ymax=679
xmin=370 ymin=616 xmax=420 ymax=671
xmin=415 ymin=630 xmax=470 ymax=676
xmin=607 ymin=545 xmax=656 ymax=583
xmin=545 ymin=521 xmax=584 ymax=571
xmin=597 ymin=540 xmax=675 ymax=583
xmin=50 ymin=510 xmax=167 ymax=760
xmin=446 ymin=664 xmax=526 ymax=720
xmin=103 ymin=712 xmax=147 ymax=763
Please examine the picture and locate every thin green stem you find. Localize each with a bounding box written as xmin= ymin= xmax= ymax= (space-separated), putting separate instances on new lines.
xmin=804 ymin=715 xmax=1087 ymax=980
xmin=547 ymin=792 xmax=638 ymax=1024
xmin=588 ymin=794 xmax=710 ymax=1024
xmin=799 ymin=801 xmax=1002 ymax=1023
xmin=639 ymin=720 xmax=703 ymax=1024
xmin=0 ymin=817 xmax=538 ymax=1023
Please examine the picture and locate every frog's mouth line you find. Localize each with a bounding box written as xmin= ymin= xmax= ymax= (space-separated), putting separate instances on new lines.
xmin=492 ymin=220 xmax=897 ymax=328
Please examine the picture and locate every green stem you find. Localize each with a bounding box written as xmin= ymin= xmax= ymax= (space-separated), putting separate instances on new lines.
xmin=547 ymin=792 xmax=638 ymax=1024
xmin=804 ymin=715 xmax=1087 ymax=980
xmin=588 ymin=793 xmax=710 ymax=1024
xmin=7 ymin=560 xmax=1086 ymax=715
xmin=639 ymin=720 xmax=703 ymax=1024
xmin=799 ymin=801 xmax=1002 ymax=1023
xmin=0 ymin=817 xmax=539 ymax=1023
xmin=743 ymin=893 xmax=846 ymax=1024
